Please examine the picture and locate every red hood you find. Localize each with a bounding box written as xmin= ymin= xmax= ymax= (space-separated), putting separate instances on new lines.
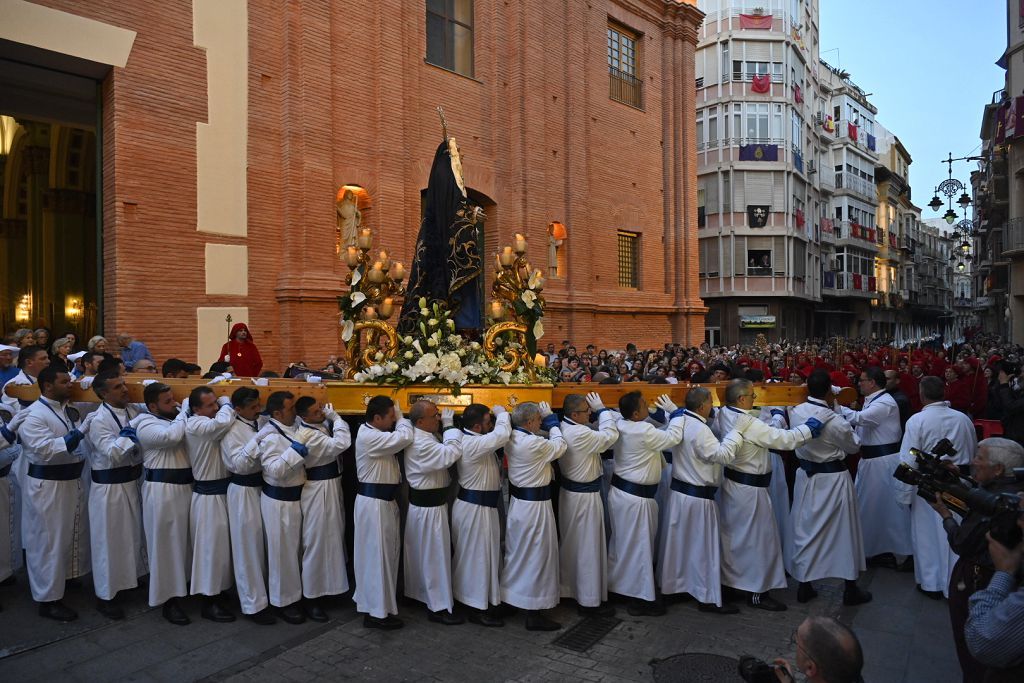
xmin=229 ymin=322 xmax=253 ymax=342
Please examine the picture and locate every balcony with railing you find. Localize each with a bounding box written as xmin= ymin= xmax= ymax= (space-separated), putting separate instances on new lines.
xmin=821 ymin=271 xmax=878 ymax=298
xmin=834 ymin=172 xmax=877 ymax=202
xmin=835 ymin=220 xmax=880 ymax=251
xmin=609 ymin=66 xmax=643 ymax=109
xmin=1007 ymin=216 xmax=1024 ymax=255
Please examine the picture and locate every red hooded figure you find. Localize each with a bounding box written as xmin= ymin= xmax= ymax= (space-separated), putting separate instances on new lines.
xmin=220 ymin=323 xmax=263 ymax=377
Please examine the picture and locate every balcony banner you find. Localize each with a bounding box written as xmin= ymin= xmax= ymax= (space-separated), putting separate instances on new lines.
xmin=739 ymin=13 xmax=773 ymax=29
xmin=751 ymin=74 xmax=771 ymax=93
xmin=1005 ymin=96 xmax=1024 ymax=139
xmin=853 ymin=273 xmax=863 ymax=290
xmin=748 ymin=204 xmax=770 ymax=227
xmin=847 ymin=123 xmax=858 ymax=141
xmin=739 ymin=144 xmax=778 ymax=161
xmin=823 ymin=271 xmax=835 ymax=288
xmin=739 ymin=315 xmax=776 ymax=329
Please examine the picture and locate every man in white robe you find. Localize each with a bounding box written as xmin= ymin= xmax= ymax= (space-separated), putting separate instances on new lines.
xmin=220 ymin=387 xmax=274 ymax=624
xmin=81 ymin=371 xmax=147 ymax=620
xmin=659 ymin=387 xmax=741 ymax=613
xmin=184 ymin=386 xmax=236 ymax=622
xmin=788 ymin=370 xmax=872 ymax=606
xmin=403 ymin=400 xmax=463 ymax=624
xmin=893 ymin=375 xmax=977 ymax=598
xmin=294 ymin=396 xmax=351 ymax=621
xmin=18 ymin=364 xmax=91 ymax=621
xmin=354 ymin=395 xmax=414 ymax=629
xmin=451 ymin=403 xmax=510 ymax=626
xmin=713 ymin=378 xmax=822 ymax=611
xmin=607 ymin=392 xmax=686 ymax=616
xmin=0 ymin=407 xmax=22 ymax=604
xmin=839 ymin=366 xmax=912 ymax=566
xmin=133 ymin=381 xmax=192 ymax=624
xmin=257 ymin=390 xmax=310 ymax=625
xmin=500 ymin=401 xmax=566 ymax=631
xmin=558 ymin=392 xmax=618 ymax=616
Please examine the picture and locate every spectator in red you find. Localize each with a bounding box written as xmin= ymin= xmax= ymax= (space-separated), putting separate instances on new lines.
xmin=944 ymin=366 xmax=971 ymax=415
xmin=219 ymin=323 xmax=263 ymax=377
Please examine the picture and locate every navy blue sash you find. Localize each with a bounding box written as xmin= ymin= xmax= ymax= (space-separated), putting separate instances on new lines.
xmin=230 ymin=472 xmax=264 ymax=487
xmin=262 ymin=483 xmax=303 ymax=502
xmin=409 ymin=486 xmax=449 ymax=507
xmin=91 ymin=464 xmax=143 ymax=484
xmin=797 ymin=459 xmax=847 ymax=477
xmin=509 ymin=483 xmax=552 ymax=501
xmin=145 ymin=468 xmax=195 ymax=485
xmin=611 ymin=474 xmax=658 ymax=498
xmin=28 ymin=461 xmax=84 ymax=480
xmin=860 ymin=442 xmax=900 ymax=459
xmin=724 ymin=468 xmax=772 ymax=488
xmin=457 ymin=487 xmax=500 ymax=508
xmin=670 ymin=478 xmax=718 ymax=499
xmin=357 ymin=481 xmax=400 ymax=501
xmin=560 ymin=475 xmax=602 ymax=493
xmin=194 ymin=478 xmax=230 ymax=495
xmin=306 ymin=461 xmax=341 ymax=481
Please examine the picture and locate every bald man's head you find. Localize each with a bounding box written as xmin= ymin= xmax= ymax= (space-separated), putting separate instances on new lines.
xmin=797 ymin=616 xmax=863 ymax=683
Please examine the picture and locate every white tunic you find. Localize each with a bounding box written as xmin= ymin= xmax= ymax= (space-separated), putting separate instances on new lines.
xmin=403 ymin=426 xmax=462 ymax=612
xmin=0 ymin=417 xmax=21 ymax=582
xmin=758 ymin=408 xmax=795 ymax=569
xmin=558 ymin=411 xmax=618 ymax=607
xmin=19 ymin=397 xmax=91 ymax=602
xmin=659 ymin=411 xmax=740 ymax=605
xmin=185 ymin=402 xmax=235 ymax=597
xmin=787 ymin=398 xmax=864 ymax=582
xmin=500 ymin=426 xmax=567 ymax=609
xmin=133 ymin=409 xmax=191 ymax=606
xmin=298 ymin=415 xmax=351 ymax=599
xmin=258 ymin=419 xmax=307 ymax=607
xmin=84 ymin=403 xmax=147 ymax=600
xmin=714 ymin=406 xmax=812 ymax=593
xmin=353 ymin=419 xmax=415 ymax=619
xmin=3 ymin=370 xmax=36 ymax=550
xmin=840 ymin=389 xmax=911 ymax=557
xmin=452 ymin=413 xmax=511 ymax=610
xmin=220 ymin=416 xmax=267 ymax=614
xmin=894 ymin=401 xmax=977 ymax=596
xmin=607 ymin=415 xmax=685 ymax=601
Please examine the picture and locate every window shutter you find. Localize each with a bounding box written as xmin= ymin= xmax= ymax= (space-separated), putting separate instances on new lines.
xmin=743 ymin=41 xmax=771 ymax=62
xmin=744 ymin=172 xmax=772 ymax=205
xmin=772 ymin=172 xmax=786 ymax=207
xmin=707 ymin=238 xmax=720 ymax=275
xmin=734 ymin=236 xmax=745 ymax=275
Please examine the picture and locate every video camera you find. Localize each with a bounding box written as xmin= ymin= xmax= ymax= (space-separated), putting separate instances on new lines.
xmin=893 ymin=438 xmax=1023 ymax=548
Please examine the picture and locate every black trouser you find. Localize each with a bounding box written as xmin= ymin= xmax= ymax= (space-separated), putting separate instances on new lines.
xmin=948 ymin=557 xmax=993 ymax=683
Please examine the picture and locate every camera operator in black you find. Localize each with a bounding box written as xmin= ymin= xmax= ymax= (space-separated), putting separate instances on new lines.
xmin=928 ymin=437 xmax=1024 ymax=683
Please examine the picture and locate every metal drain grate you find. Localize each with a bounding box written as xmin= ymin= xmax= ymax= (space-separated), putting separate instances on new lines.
xmin=650 ymin=653 xmax=740 ymax=682
xmin=551 ymin=616 xmax=621 ymax=652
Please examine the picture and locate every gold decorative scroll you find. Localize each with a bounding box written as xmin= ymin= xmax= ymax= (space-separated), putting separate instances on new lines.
xmin=483 ymin=321 xmax=532 ymax=377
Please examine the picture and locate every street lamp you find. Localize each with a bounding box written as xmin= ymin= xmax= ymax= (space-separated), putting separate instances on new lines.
xmin=943 ymin=208 xmax=958 ymax=224
xmin=928 ymin=191 xmax=943 ymax=213
xmin=956 ymin=261 xmax=965 ymax=272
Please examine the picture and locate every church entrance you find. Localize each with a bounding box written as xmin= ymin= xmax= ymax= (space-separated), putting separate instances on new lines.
xmin=1 ymin=61 xmax=100 ymax=342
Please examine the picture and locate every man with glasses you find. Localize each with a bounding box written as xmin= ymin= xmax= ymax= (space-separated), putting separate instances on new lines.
xmin=713 ymin=379 xmax=823 ymax=611
xmin=839 ymin=366 xmax=911 ymax=569
xmin=768 ymin=616 xmax=865 ymax=683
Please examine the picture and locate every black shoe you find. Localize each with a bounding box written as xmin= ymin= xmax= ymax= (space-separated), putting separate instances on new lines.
xmin=916 ymin=586 xmax=944 ymax=600
xmin=697 ymin=602 xmax=739 ymax=615
xmin=797 ymin=582 xmax=818 ymax=603
xmin=162 ymin=598 xmax=190 ymax=625
xmin=467 ymin=608 xmax=505 ymax=627
xmin=427 ymin=608 xmax=464 ymax=625
xmin=39 ymin=600 xmax=78 ymax=622
xmin=663 ymin=592 xmax=694 ymax=605
xmin=866 ymin=553 xmax=898 ymax=569
xmin=525 ymin=611 xmax=562 ymax=631
xmin=578 ymin=603 xmax=616 ymax=617
xmin=96 ymin=598 xmax=125 ymax=620
xmin=748 ymin=592 xmax=787 ymax=612
xmin=0 ymin=575 xmax=16 ymax=587
xmin=627 ymin=599 xmax=666 ymax=617
xmin=843 ymin=586 xmax=873 ymax=606
xmin=305 ymin=601 xmax=330 ymax=623
xmin=247 ymin=607 xmax=277 ymax=625
xmin=363 ymin=614 xmax=404 ymax=630
xmin=897 ymin=557 xmax=915 ymax=573
xmin=201 ymin=599 xmax=236 ymax=623
xmin=65 ymin=577 xmax=83 ymax=591
xmin=279 ymin=603 xmax=307 ymax=624
xmin=492 ymin=602 xmax=518 ymax=618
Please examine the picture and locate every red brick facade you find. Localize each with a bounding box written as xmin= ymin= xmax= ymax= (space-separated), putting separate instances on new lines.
xmin=27 ymin=0 xmax=704 ymax=369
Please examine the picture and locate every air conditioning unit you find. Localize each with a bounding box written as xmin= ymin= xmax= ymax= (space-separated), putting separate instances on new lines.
xmin=815 ymin=113 xmax=824 ymax=125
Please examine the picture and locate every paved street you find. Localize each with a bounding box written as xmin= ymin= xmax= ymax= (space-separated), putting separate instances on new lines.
xmin=0 ymin=565 xmax=960 ymax=682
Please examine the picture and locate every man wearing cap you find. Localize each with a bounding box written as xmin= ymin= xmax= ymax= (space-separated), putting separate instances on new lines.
xmin=0 ymin=344 xmax=18 ymax=386
xmin=18 ymin=364 xmax=91 ymax=621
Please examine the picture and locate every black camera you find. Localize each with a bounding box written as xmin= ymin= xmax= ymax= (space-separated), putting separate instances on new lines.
xmin=738 ymin=655 xmax=792 ymax=683
xmin=893 ymin=439 xmax=1023 ymax=548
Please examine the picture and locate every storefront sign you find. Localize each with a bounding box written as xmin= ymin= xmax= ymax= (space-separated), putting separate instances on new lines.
xmin=739 ymin=315 xmax=776 ymax=329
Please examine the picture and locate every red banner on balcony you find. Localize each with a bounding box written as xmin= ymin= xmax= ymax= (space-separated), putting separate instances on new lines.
xmin=793 ymin=85 xmax=803 ymax=103
xmin=1006 ymin=95 xmax=1024 ymax=139
xmin=821 ymin=217 xmax=834 ymax=233
xmin=868 ymin=276 xmax=876 ymax=291
xmin=851 ymin=222 xmax=861 ymax=238
xmin=751 ymin=74 xmax=771 ymax=93
xmin=847 ymin=123 xmax=859 ymax=141
xmin=823 ymin=115 xmax=835 ymax=133
xmin=853 ymin=274 xmax=863 ymax=289
xmin=866 ymin=228 xmax=875 ymax=242
xmin=739 ymin=13 xmax=773 ymax=29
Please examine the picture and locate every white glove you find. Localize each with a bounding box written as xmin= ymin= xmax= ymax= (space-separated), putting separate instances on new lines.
xmin=78 ymin=411 xmax=95 ymax=436
xmin=252 ymin=377 xmax=269 ymax=386
xmin=655 ymin=394 xmax=678 ymax=414
xmin=491 ymin=404 xmax=507 ymax=416
xmin=207 ymin=376 xmax=226 ymax=386
xmin=586 ymin=392 xmax=605 ymax=412
xmin=441 ymin=408 xmax=455 ymax=429
xmin=323 ymin=402 xmax=338 ymax=420
xmin=142 ymin=379 xmax=158 ymax=386
xmin=217 ymin=396 xmax=231 ymax=407
xmin=221 ymin=373 xmax=233 ymax=380
xmin=539 ymin=401 xmax=553 ymax=418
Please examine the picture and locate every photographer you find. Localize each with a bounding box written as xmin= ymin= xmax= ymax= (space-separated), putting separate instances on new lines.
xmin=740 ymin=615 xmax=864 ymax=683
xmin=964 ymin=491 xmax=1024 ymax=681
xmin=932 ymin=438 xmax=1024 ymax=682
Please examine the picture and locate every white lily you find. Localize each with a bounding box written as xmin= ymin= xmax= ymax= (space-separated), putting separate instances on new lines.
xmin=533 ymin=319 xmax=544 ymax=340
xmin=528 ymin=269 xmax=542 ymax=289
xmin=351 ymin=269 xmax=362 ymax=287
xmin=341 ymin=319 xmax=354 ymax=342
xmin=521 ymin=290 xmax=537 ymax=307
xmin=351 ymin=291 xmax=367 ymax=307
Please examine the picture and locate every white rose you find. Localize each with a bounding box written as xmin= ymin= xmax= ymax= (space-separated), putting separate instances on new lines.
xmin=427 ymin=338 xmax=438 ymax=347
xmin=428 ymin=318 xmax=439 ymax=327
xmin=447 ymin=319 xmax=456 ymax=330
xmin=404 ymin=350 xmax=414 ymax=360
xmin=404 ymin=335 xmax=413 ymax=344
xmin=374 ymin=351 xmax=384 ymax=361
xmin=498 ymin=371 xmax=512 ymax=385
xmin=420 ymin=308 xmax=430 ymax=316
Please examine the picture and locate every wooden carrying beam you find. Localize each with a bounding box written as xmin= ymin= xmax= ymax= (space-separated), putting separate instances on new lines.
xmin=6 ymin=379 xmax=856 ymax=414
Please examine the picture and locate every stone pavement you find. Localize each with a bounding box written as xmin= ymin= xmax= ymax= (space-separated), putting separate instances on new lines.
xmin=0 ymin=565 xmax=962 ymax=682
